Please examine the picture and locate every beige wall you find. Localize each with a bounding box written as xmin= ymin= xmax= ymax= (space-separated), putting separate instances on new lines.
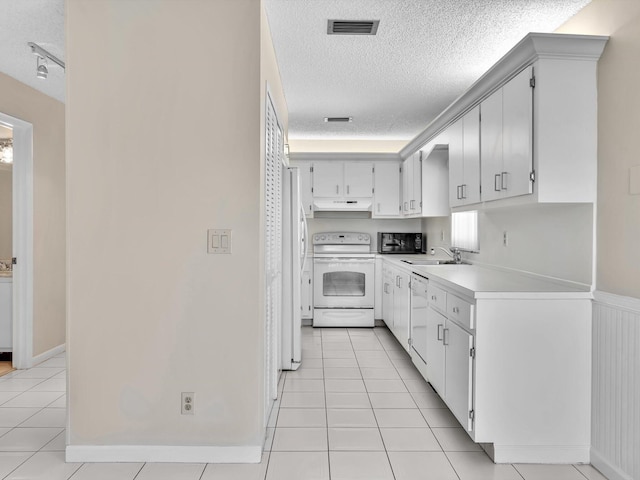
xmin=0 ymin=72 xmax=66 ymax=356
xmin=66 ymin=0 xmax=282 ymax=449
xmin=0 ymin=168 xmax=11 ymax=260
xmin=557 ymin=1 xmax=640 ymax=298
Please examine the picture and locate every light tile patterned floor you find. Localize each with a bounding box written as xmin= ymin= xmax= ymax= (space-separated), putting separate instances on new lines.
xmin=0 ymin=327 xmax=610 ymax=479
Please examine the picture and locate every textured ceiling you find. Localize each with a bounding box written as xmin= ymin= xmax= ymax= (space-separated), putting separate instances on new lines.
xmin=0 ymin=1 xmax=591 ymax=142
xmin=0 ymin=0 xmax=65 ymax=103
xmin=264 ymin=0 xmax=592 ymax=141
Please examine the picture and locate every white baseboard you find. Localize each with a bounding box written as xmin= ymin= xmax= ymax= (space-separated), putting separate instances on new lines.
xmin=591 ymin=448 xmax=634 ymax=480
xmin=492 ymin=445 xmax=590 ymax=464
xmin=31 ymin=344 xmax=65 ymax=367
xmin=66 ymin=445 xmax=263 ymax=463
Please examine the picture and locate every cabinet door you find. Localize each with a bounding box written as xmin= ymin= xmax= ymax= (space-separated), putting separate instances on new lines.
xmin=502 ymin=66 xmax=534 ymax=198
xmin=392 ymin=272 xmax=411 ymax=352
xmin=410 ymin=280 xmax=428 ymax=364
xmin=444 ymin=320 xmax=474 ymax=433
xmin=462 ymin=106 xmax=481 ymax=205
xmin=313 ymin=162 xmax=343 ymax=197
xmin=411 ymin=153 xmax=422 ymax=214
xmin=301 ymin=267 xmax=313 ymax=319
xmin=373 ymin=162 xmax=401 ymax=217
xmin=382 ymin=268 xmax=394 ymax=329
xmin=402 ymin=158 xmax=412 ymax=214
xmin=447 ymin=119 xmax=464 ymax=208
xmin=480 ymin=89 xmax=504 ymax=202
xmin=344 ymin=162 xmax=373 ymax=197
xmin=426 ymin=305 xmax=446 ymax=395
xmin=298 ymin=162 xmax=315 ymax=217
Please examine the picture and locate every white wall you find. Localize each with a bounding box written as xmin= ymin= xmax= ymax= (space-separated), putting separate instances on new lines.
xmin=0 ymin=168 xmax=11 ymax=260
xmin=422 ymin=203 xmax=593 ymax=285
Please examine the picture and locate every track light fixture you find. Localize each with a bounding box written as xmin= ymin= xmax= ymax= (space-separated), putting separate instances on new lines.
xmin=36 ymin=57 xmax=48 ymax=80
xmin=28 ymin=42 xmax=65 ymax=80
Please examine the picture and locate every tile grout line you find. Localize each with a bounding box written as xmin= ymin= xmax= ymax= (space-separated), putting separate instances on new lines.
xmin=351 ymin=328 xmax=397 ymax=480
xmin=320 ymin=331 xmax=333 ymax=479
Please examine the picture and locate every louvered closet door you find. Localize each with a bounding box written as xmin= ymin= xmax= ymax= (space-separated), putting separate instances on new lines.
xmin=264 ymin=91 xmax=283 ymax=424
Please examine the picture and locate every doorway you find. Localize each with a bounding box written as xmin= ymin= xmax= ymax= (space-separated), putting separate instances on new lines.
xmin=0 ymin=112 xmax=34 ymax=370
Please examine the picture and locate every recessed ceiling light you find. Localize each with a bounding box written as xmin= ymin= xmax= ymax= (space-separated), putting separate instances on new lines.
xmin=324 ymin=117 xmax=353 ymax=123
xmin=327 ymin=20 xmax=379 ymax=35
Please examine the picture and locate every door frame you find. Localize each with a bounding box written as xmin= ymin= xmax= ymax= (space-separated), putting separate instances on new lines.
xmin=0 ymin=112 xmax=34 ymax=369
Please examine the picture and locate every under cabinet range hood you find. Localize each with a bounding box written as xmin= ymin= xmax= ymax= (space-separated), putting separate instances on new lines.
xmin=313 ymin=198 xmax=372 ymax=212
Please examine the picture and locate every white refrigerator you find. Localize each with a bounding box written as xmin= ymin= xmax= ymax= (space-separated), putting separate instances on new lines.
xmin=281 ymin=167 xmax=308 ymax=370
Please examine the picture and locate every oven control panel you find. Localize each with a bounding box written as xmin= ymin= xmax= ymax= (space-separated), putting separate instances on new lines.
xmin=313 ymin=232 xmax=370 ymax=245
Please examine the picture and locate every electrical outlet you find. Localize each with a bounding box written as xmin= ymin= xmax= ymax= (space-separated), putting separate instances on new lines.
xmin=503 ymin=231 xmax=508 ymax=247
xmin=181 ymin=392 xmax=194 ymax=415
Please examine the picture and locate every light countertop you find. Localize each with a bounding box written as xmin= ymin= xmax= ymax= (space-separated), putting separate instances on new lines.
xmin=379 ymin=254 xmax=592 ymax=300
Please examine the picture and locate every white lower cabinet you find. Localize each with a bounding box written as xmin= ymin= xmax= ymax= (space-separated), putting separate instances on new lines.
xmin=0 ymin=280 xmax=12 ymax=352
xmin=444 ymin=320 xmax=474 ymax=433
xmin=381 ymin=263 xmax=412 ymax=352
xmin=424 ymin=288 xmax=475 ymax=435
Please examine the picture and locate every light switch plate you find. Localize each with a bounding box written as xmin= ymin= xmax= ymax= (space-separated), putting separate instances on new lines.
xmin=630 ymin=165 xmax=640 ymax=195
xmin=208 ymin=229 xmax=232 ymax=254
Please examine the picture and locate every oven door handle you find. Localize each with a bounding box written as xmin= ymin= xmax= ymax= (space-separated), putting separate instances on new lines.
xmin=313 ymin=258 xmax=375 ymax=264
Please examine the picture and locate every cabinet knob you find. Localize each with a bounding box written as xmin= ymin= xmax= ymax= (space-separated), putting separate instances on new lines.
xmin=453 ymin=306 xmax=459 ymax=314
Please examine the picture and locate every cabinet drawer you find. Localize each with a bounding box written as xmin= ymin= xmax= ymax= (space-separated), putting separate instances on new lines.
xmin=448 ymin=294 xmax=474 ymax=331
xmin=428 ymin=284 xmax=447 ymax=313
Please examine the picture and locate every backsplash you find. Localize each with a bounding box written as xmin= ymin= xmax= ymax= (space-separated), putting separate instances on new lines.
xmin=0 ymin=259 xmax=12 ymax=272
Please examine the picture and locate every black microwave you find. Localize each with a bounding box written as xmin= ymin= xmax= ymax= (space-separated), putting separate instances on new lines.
xmin=377 ymin=232 xmax=424 ymax=254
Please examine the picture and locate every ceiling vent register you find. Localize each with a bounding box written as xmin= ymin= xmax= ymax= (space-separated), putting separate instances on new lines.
xmin=327 ymin=20 xmax=379 ymax=35
xmin=324 ymin=117 xmax=353 ymax=123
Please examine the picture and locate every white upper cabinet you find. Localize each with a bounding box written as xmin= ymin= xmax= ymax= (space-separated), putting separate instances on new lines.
xmin=344 ymin=162 xmax=373 ymax=197
xmin=420 ymin=144 xmax=450 ymax=217
xmin=481 ymin=66 xmax=533 ymax=202
xmin=449 ymin=106 xmax=480 ymax=208
xmin=401 ymin=34 xmax=608 ymax=208
xmin=312 ymin=162 xmax=344 ymax=198
xmin=312 ymin=161 xmax=373 ymax=199
xmin=402 ymin=152 xmax=421 ymax=216
xmin=373 ymin=162 xmax=401 ymax=217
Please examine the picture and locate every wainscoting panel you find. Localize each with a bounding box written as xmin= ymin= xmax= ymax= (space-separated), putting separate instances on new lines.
xmin=592 ymin=291 xmax=640 ymax=480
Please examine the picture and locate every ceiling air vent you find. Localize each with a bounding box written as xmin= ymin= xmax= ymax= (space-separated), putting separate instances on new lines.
xmin=327 ymin=20 xmax=379 ymax=35
xmin=324 ymin=117 xmax=353 ymax=123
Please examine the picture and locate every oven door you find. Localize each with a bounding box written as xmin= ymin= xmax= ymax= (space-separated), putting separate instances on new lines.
xmin=313 ymin=257 xmax=375 ymax=308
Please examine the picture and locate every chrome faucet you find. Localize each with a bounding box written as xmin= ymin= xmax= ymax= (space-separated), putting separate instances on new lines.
xmin=437 ymin=246 xmax=462 ymax=264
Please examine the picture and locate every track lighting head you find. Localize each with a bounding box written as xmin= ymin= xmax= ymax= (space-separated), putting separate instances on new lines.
xmin=28 ymin=42 xmax=65 ymax=80
xmin=36 ymin=57 xmax=48 ymax=80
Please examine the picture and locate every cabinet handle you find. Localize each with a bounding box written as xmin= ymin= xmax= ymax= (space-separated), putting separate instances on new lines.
xmin=404 ymin=202 xmax=408 ymax=211
xmin=461 ymin=184 xmax=467 ymax=199
xmin=501 ymin=172 xmax=508 ymax=190
xmin=437 ymin=324 xmax=444 ymax=341
xmin=457 ymin=185 xmax=462 ymax=200
xmin=494 ymin=174 xmax=501 ymax=192
xmin=410 ymin=200 xmax=415 ymax=210
xmin=453 ymin=306 xmax=459 ymax=314
xmin=443 ymin=328 xmax=449 ymax=346
xmin=336 ymin=185 xmax=339 ymax=194
xmin=396 ymin=276 xmax=401 ymax=288
xmin=431 ymin=295 xmax=437 ymax=301
xmin=384 ymin=283 xmax=389 ymax=294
